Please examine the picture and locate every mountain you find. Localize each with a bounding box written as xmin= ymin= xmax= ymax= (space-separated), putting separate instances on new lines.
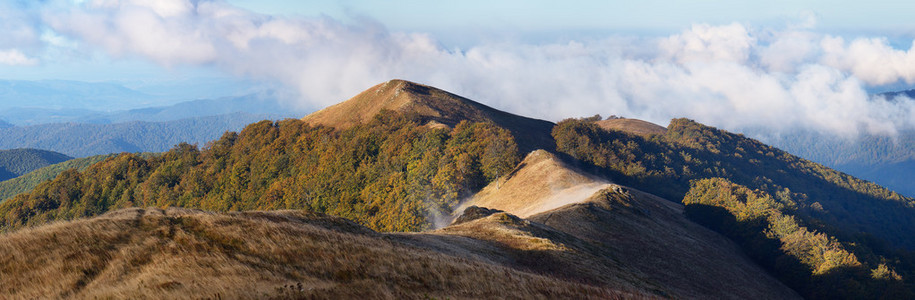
xmin=552 ymin=117 xmax=915 ymax=298
xmin=752 ymin=128 xmax=915 ymax=197
xmin=0 ymin=148 xmax=72 ymax=181
xmin=464 ymin=150 xmax=798 ymax=298
xmin=0 ymin=80 xmax=158 ymax=111
xmin=0 ymin=94 xmax=304 ymax=126
xmin=302 ymin=79 xmax=556 ymax=152
xmin=81 ymin=94 xmax=303 ymax=124
xmin=1 ymin=79 xmax=913 ymax=298
xmin=0 ymin=112 xmax=284 ymax=157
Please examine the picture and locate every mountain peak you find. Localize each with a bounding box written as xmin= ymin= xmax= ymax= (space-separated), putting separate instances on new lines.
xmin=303 ymin=79 xmax=556 ymax=152
xmin=302 ymin=79 xmax=493 ymax=128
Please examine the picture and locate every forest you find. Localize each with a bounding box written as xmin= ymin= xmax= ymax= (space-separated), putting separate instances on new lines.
xmin=0 ymin=111 xmax=519 ymax=232
xmin=0 ymin=154 xmax=121 ymax=201
xmin=684 ymin=178 xmax=910 ymax=299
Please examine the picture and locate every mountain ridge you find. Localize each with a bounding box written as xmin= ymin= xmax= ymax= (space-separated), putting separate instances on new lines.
xmin=0 ymin=112 xmax=283 ymax=157
xmin=303 ymin=79 xmax=556 ymax=152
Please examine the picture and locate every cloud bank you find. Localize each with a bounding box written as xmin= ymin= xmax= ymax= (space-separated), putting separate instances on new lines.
xmin=20 ymin=0 xmax=915 ymax=136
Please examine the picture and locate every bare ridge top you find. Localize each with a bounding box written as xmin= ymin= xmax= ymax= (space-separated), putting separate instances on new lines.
xmin=302 ymin=79 xmax=517 ymax=128
xmin=595 ymin=118 xmax=667 ymax=137
xmin=302 ymin=79 xmax=556 ymax=152
xmin=467 ymin=149 xmax=611 ymax=218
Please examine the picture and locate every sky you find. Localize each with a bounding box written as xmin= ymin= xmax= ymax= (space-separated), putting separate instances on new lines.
xmin=2 ymin=0 xmax=915 ymax=136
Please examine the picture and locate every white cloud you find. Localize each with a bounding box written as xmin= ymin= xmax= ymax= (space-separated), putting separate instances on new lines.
xmin=660 ymin=23 xmax=755 ymax=65
xmin=820 ymin=36 xmax=915 ymax=86
xmin=17 ymin=0 xmax=915 ymax=137
xmin=0 ymin=49 xmax=37 ymax=66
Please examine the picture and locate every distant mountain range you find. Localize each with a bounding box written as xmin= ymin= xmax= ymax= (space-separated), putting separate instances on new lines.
xmin=0 ymin=112 xmax=287 ymax=157
xmin=0 ymin=81 xmax=305 ymax=157
xmin=0 ymin=92 xmax=306 ymax=126
xmin=0 ymin=80 xmax=158 ymax=111
xmin=754 ymin=129 xmax=915 ymax=197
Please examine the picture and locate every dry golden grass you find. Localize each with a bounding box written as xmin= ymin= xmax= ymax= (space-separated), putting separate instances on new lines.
xmin=0 ymin=207 xmax=652 ymax=299
xmin=595 ymin=118 xmax=667 ymax=137
xmin=301 ymin=79 xmax=556 ymax=152
xmin=468 ymin=150 xmax=610 ymax=218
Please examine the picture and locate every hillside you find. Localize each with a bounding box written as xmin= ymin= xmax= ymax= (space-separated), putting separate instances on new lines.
xmin=0 ymin=148 xmax=72 ymax=181
xmin=302 ymin=79 xmax=555 ymax=152
xmin=462 ymin=150 xmax=799 ymax=299
xmin=553 ymin=117 xmax=915 ymax=298
xmin=0 ymin=151 xmax=801 ymax=299
xmin=0 ymin=112 xmax=521 ymax=232
xmin=0 ymin=207 xmax=653 ymax=299
xmin=0 ymin=112 xmax=282 ymax=157
xmin=554 ymin=117 xmax=915 ymax=249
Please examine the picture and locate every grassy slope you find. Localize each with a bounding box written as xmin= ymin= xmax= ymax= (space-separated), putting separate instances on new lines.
xmin=0 ymin=207 xmax=652 ymax=299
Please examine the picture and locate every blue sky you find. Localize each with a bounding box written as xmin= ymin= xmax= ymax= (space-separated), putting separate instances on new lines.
xmin=2 ymin=0 xmax=915 ymax=135
xmin=228 ymin=1 xmax=915 ymax=33
xmin=9 ymin=0 xmax=915 ymax=83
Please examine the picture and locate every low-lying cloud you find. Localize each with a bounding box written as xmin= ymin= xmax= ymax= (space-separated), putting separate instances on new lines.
xmin=20 ymin=0 xmax=915 ymax=136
